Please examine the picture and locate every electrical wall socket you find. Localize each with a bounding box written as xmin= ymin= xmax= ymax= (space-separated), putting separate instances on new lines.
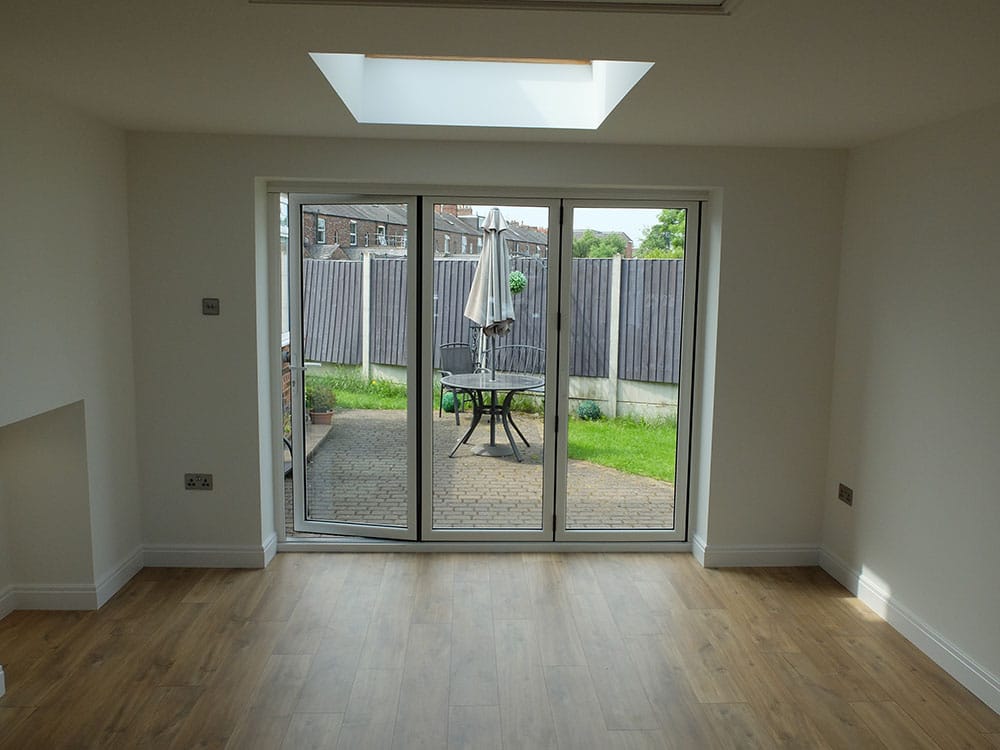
xmin=838 ymin=483 xmax=854 ymax=506
xmin=184 ymin=473 xmax=213 ymax=491
xmin=202 ymin=297 xmax=220 ymax=315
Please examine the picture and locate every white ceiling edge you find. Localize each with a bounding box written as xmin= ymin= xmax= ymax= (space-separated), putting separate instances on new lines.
xmin=310 ymin=54 xmax=654 ymax=129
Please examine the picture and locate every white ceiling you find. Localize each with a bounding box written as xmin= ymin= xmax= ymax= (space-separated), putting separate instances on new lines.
xmin=3 ymin=0 xmax=1000 ymax=148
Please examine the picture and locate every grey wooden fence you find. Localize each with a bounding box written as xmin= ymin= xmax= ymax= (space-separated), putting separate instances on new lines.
xmin=571 ymin=258 xmax=612 ymax=379
xmin=303 ymin=256 xmax=684 ymax=384
xmin=370 ymin=258 xmax=407 ymax=367
xmin=619 ymin=259 xmax=684 ymax=384
xmin=302 ymin=259 xmax=362 ymax=365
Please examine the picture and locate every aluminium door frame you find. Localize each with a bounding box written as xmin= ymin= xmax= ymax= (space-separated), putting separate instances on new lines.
xmin=288 ymin=192 xmax=419 ymax=540
xmin=420 ymin=196 xmax=562 ymax=542
xmin=554 ymin=199 xmax=701 ymax=542
xmin=278 ymin=184 xmax=703 ymax=546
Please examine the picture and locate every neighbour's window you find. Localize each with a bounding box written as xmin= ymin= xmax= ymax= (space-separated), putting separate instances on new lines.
xmin=377 ymin=225 xmax=386 ymax=245
xmin=461 ymin=236 xmax=468 ymax=254
xmin=444 ymin=235 xmax=451 ymax=254
xmin=350 ymin=221 xmax=358 ymax=246
xmin=317 ymin=218 xmax=326 ymax=244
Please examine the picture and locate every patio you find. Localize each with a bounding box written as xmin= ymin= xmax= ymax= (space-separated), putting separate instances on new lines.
xmin=285 ymin=408 xmax=674 ymax=536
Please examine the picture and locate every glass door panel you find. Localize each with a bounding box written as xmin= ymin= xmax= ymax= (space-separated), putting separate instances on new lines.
xmin=556 ymin=202 xmax=698 ymax=541
xmin=290 ymin=196 xmax=417 ymax=539
xmin=422 ymin=200 xmax=558 ymax=540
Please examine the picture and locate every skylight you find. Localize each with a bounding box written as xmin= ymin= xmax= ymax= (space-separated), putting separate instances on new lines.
xmin=309 ymin=54 xmax=654 ymax=129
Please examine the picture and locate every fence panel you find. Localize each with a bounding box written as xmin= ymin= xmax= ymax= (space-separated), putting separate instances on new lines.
xmin=570 ymin=258 xmax=611 ymax=379
xmin=370 ymin=257 xmax=408 ymax=366
xmin=302 ymin=258 xmax=362 ymax=364
xmin=303 ymin=255 xmax=685 ymax=384
xmin=618 ymin=259 xmax=684 ymax=383
xmin=432 ymin=258 xmax=478 ymax=366
xmin=506 ymin=256 xmax=548 ymax=353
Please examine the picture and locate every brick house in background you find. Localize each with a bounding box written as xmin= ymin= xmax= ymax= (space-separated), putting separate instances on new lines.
xmin=302 ymin=203 xmax=550 ymax=258
xmin=302 ymin=204 xmax=409 ymax=260
xmin=505 ymin=221 xmax=548 ymax=258
xmin=434 ymin=206 xmax=481 ymax=256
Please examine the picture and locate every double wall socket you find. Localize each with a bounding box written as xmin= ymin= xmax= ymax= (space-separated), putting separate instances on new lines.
xmin=184 ymin=473 xmax=214 ymax=491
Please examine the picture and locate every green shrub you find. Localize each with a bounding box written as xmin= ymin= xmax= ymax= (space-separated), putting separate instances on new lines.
xmin=576 ymin=400 xmax=602 ymax=421
xmin=305 ymin=378 xmax=336 ymax=411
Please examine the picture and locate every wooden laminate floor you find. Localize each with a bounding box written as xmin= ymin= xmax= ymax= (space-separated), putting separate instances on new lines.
xmin=0 ymin=553 xmax=996 ymax=749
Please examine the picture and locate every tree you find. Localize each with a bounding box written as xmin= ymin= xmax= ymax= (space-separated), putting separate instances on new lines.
xmin=637 ymin=209 xmax=686 ymax=258
xmin=573 ymin=229 xmax=626 ymax=258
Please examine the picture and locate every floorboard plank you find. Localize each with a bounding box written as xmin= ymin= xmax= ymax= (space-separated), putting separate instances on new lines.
xmin=850 ymin=700 xmax=942 ymax=750
xmin=335 ymin=668 xmax=404 ymax=749
xmin=568 ymin=591 xmax=660 ymax=730
xmin=450 ymin=579 xmax=499 ymax=707
xmin=701 ymin=703 xmax=775 ymax=750
xmin=494 ymin=619 xmax=558 ymax=749
xmin=280 ymin=713 xmax=343 ymax=750
xmin=448 ymin=705 xmax=503 ymax=750
xmin=392 ymin=622 xmax=451 ymax=750
xmin=543 ymin=664 xmax=611 ymax=750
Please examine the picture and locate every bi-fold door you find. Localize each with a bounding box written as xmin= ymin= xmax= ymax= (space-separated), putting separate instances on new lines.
xmin=287 ymin=193 xmax=698 ymax=543
xmin=289 ymin=195 xmax=419 ymax=539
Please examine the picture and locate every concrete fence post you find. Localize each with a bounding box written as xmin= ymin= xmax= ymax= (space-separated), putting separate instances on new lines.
xmin=608 ymin=253 xmax=622 ymax=419
xmin=361 ymin=251 xmax=371 ymax=380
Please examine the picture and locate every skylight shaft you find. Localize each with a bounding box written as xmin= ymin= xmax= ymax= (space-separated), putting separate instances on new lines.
xmin=310 ymin=53 xmax=653 ymax=129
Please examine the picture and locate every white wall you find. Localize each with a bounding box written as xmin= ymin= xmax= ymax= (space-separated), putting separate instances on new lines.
xmin=0 ymin=80 xmax=141 ymax=592
xmin=0 ymin=403 xmax=94 ymax=586
xmin=127 ymin=134 xmax=845 ymax=554
xmin=824 ymin=103 xmax=1000 ymax=701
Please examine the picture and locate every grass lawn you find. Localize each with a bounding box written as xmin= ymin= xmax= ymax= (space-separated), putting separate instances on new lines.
xmin=567 ymin=416 xmax=677 ymax=483
xmin=306 ymin=368 xmax=408 ymax=411
xmin=307 ymin=367 xmax=676 ymax=482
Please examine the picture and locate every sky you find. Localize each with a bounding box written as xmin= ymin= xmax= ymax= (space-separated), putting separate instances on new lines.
xmin=469 ymin=205 xmax=663 ymax=244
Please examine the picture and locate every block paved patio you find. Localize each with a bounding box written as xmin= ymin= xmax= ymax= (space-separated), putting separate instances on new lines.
xmin=285 ymin=408 xmax=674 ymax=536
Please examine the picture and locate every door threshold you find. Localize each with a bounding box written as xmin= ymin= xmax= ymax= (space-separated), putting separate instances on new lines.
xmin=278 ymin=538 xmax=693 ymax=553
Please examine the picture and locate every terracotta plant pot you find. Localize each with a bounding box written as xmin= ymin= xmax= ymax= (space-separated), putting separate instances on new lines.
xmin=310 ymin=410 xmax=333 ymax=425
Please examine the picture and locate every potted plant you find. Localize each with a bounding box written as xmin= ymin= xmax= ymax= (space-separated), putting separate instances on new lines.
xmin=305 ymin=378 xmax=336 ymax=425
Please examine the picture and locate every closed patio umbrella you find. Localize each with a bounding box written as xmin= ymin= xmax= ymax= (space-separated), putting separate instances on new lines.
xmin=463 ymin=207 xmax=515 ymax=379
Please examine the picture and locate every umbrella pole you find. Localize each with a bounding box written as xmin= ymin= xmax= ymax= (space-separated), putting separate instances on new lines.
xmin=491 ymin=226 xmax=500 ymax=381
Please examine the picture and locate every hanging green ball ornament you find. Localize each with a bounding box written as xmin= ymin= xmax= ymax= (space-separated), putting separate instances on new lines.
xmin=509 ymin=270 xmax=527 ymax=295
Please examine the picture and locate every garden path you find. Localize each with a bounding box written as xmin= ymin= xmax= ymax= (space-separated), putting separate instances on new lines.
xmin=285 ymin=408 xmax=674 ymax=536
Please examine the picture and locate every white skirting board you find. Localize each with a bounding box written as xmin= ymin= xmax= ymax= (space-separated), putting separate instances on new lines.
xmin=0 ymin=538 xmax=277 ymax=620
xmin=692 ymin=535 xmax=820 ymax=567
xmin=0 ymin=586 xmax=15 ymax=620
xmin=144 ymin=535 xmax=277 ymax=569
xmin=0 ymin=546 xmax=144 ymax=612
xmin=820 ymin=548 xmax=1000 ymax=715
xmin=96 ymin=546 xmax=145 ymax=607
